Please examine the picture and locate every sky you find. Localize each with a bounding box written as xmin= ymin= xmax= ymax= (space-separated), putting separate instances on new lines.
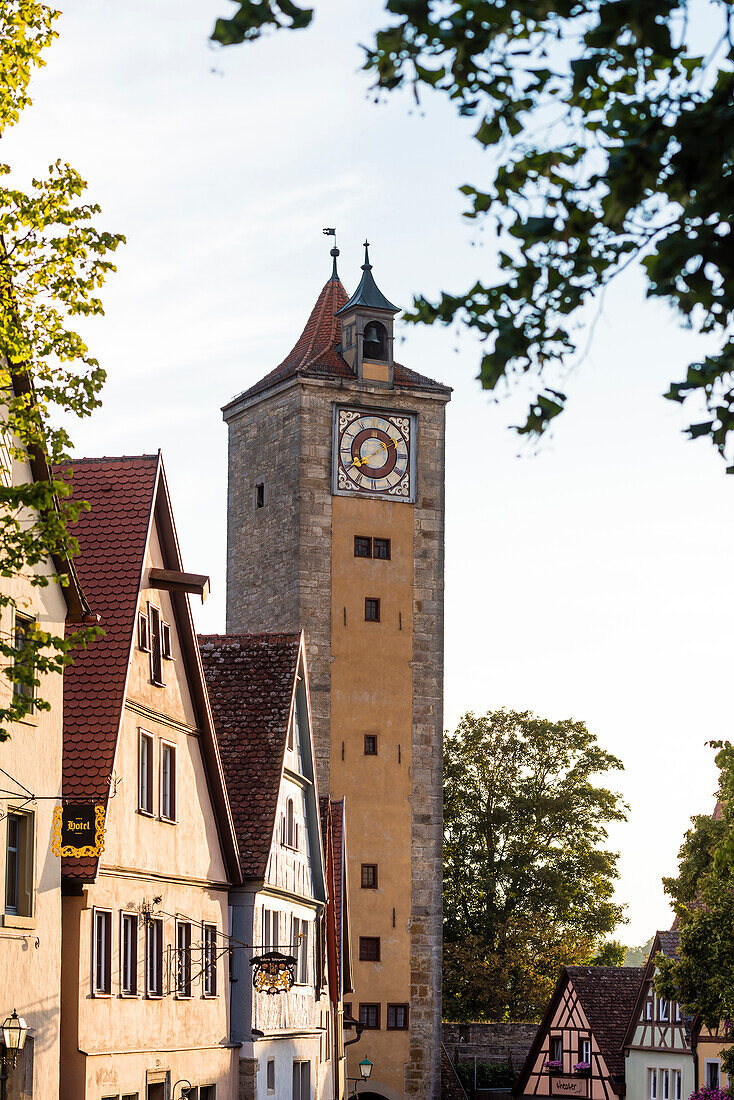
xmin=7 ymin=0 xmax=734 ymax=944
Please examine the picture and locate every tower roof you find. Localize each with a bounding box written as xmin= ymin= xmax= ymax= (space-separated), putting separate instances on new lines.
xmin=222 ymin=259 xmax=451 ymax=412
xmin=336 ymin=241 xmax=398 ymax=315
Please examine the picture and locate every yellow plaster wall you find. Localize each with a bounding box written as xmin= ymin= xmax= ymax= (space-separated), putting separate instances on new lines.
xmin=330 ymin=495 xmax=414 ymax=1095
xmin=696 ymin=1030 xmax=732 ymax=1091
xmin=0 ymin=450 xmax=68 ymax=1100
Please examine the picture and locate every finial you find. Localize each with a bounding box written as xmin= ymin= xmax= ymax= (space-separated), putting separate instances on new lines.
xmin=362 ymin=240 xmax=372 ymax=270
xmin=323 ymin=227 xmax=339 ymax=279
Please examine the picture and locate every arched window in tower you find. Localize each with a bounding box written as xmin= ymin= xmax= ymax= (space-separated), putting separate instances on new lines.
xmin=363 ymin=320 xmax=388 ymax=361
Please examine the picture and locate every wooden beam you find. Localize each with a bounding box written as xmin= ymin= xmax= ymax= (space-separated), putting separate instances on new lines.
xmin=149 ymin=568 xmax=210 ymax=604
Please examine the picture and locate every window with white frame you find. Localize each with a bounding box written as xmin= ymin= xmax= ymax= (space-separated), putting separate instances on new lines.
xmin=160 ymin=741 xmax=176 ymax=821
xmin=550 ymin=1036 xmax=563 ymax=1063
xmin=93 ymin=908 xmax=112 ymax=995
xmin=672 ymin=1070 xmax=682 ymax=1100
xmin=675 ymin=1002 xmax=681 ymax=1021
xmin=148 ymin=603 xmax=164 ymax=686
xmin=659 ymin=998 xmax=669 ymax=1022
xmin=147 ymin=917 xmax=163 ymax=996
xmin=581 ymin=1039 xmax=591 ymax=1064
xmin=176 ymin=920 xmax=192 ymax=996
xmin=706 ymin=1062 xmax=721 ymax=1089
xmin=262 ymin=907 xmax=280 ymax=951
xmin=203 ymin=923 xmax=217 ymax=997
xmin=292 ymin=916 xmax=309 ymax=984
xmin=139 ymin=730 xmax=154 ymax=815
xmin=5 ymin=810 xmax=33 ymax=917
xmin=648 ymin=1069 xmax=657 ymax=1100
xmin=661 ymin=1069 xmax=670 ymax=1099
xmin=645 ymin=999 xmax=653 ymax=1021
xmin=292 ymin=1061 xmax=310 ymax=1100
xmin=12 ymin=612 xmax=35 ymax=708
xmin=121 ymin=911 xmax=138 ymax=995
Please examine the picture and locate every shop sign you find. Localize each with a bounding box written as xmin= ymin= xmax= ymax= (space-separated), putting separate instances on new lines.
xmin=51 ymin=804 xmax=106 ymax=857
xmin=551 ymin=1079 xmax=588 ymax=1097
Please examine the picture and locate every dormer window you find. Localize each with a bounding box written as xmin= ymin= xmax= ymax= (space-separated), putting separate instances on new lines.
xmin=363 ymin=320 xmax=388 ymax=361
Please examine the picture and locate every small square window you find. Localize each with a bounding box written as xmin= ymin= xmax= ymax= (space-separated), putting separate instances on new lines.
xmin=387 ymin=1003 xmax=409 ymax=1030
xmin=373 ymin=537 xmax=391 ymax=560
xmin=354 ymin=536 xmax=372 ymax=558
xmin=138 ymin=612 xmax=150 ymax=652
xmin=361 ymin=864 xmax=378 ymax=889
xmin=365 ymin=598 xmax=380 ymax=622
xmin=359 ymin=1003 xmax=380 ymax=1029
xmin=364 ymin=734 xmax=378 ymax=756
xmin=255 ymin=483 xmax=265 ymax=509
xmin=359 ymin=936 xmax=380 ymax=961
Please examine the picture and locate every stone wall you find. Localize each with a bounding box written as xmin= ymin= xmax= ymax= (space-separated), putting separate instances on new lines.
xmin=442 ymin=1022 xmax=539 ymax=1072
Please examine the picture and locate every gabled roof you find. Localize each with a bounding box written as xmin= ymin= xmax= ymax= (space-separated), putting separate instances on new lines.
xmin=60 ymin=454 xmax=240 ymax=885
xmin=515 ymin=966 xmax=644 ymax=1096
xmin=622 ymin=931 xmax=686 ymax=1049
xmin=198 ymin=631 xmax=303 ymax=880
xmin=221 ymin=268 xmax=451 ymax=411
xmin=61 ymin=456 xmax=159 ymax=811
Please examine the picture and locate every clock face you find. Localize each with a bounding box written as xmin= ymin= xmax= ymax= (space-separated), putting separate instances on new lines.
xmin=333 ymin=407 xmax=415 ymax=501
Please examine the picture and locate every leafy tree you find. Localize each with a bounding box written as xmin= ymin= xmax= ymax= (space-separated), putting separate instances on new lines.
xmin=212 ymin=1 xmax=734 ymax=464
xmin=656 ymin=747 xmax=734 ymax=1076
xmin=623 ymin=936 xmax=654 ymax=968
xmin=443 ymin=709 xmax=626 ymax=1021
xmin=0 ymin=1 xmax=123 ymax=733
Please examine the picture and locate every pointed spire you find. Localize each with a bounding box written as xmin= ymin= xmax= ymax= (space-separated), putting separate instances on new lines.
xmin=337 ymin=240 xmax=398 ymax=315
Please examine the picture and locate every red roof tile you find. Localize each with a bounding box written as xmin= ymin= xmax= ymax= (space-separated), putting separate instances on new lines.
xmin=59 ymin=455 xmax=159 ymax=881
xmin=566 ymin=966 xmax=644 ymax=1076
xmin=222 ymin=274 xmax=451 ymax=409
xmin=199 ymin=633 xmax=301 ymax=879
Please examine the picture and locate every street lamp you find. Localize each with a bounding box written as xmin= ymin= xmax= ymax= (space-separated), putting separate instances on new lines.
xmin=0 ymin=1011 xmax=28 ymax=1100
xmin=348 ymin=1056 xmax=375 ymax=1096
xmin=358 ymin=1058 xmax=373 ymax=1081
xmin=1 ymin=1011 xmax=27 ymax=1070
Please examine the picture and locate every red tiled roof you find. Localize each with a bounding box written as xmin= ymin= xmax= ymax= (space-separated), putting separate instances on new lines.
xmin=222 ymin=274 xmax=451 ymax=409
xmin=198 ymin=633 xmax=301 ymax=879
xmin=59 ymin=455 xmax=159 ymax=880
xmin=567 ymin=966 xmax=645 ymax=1077
xmin=656 ymin=930 xmax=680 ymax=959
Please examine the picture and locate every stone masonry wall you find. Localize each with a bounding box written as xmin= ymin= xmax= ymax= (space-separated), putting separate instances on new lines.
xmin=442 ymin=1022 xmax=539 ymax=1072
xmin=224 ymin=382 xmax=301 ymax=639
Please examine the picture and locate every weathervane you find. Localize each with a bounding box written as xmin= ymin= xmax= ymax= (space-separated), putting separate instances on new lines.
xmin=322 ymin=226 xmax=339 ymax=278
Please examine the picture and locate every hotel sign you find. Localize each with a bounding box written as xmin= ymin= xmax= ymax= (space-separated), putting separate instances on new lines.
xmin=551 ymin=1080 xmax=588 ymax=1097
xmin=51 ymin=804 xmax=106 ymax=857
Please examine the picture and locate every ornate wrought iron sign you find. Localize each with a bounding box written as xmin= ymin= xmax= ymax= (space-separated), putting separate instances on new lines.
xmin=51 ymin=804 xmax=106 ymax=857
xmin=250 ymin=951 xmax=297 ymax=995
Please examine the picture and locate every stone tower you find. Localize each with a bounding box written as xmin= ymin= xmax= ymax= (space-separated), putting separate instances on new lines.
xmin=223 ymin=243 xmax=451 ymax=1099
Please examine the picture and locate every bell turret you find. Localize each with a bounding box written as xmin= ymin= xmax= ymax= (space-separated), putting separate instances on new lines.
xmin=337 ymin=242 xmax=399 ymax=386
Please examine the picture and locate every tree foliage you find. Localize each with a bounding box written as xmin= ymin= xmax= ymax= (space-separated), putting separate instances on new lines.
xmin=443 ymin=709 xmax=626 ymax=1021
xmin=213 ymin=0 xmax=734 ymax=464
xmin=656 ymin=744 xmax=734 ymax=1077
xmin=0 ymin=2 xmax=123 ymax=732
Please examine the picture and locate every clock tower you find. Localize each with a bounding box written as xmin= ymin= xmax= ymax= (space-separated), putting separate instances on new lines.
xmin=223 ymin=243 xmax=450 ymax=1099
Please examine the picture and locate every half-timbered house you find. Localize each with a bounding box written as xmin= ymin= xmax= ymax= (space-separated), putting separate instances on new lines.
xmin=199 ymin=632 xmax=335 ymax=1100
xmin=514 ymin=967 xmax=644 ymax=1100
xmin=59 ymin=455 xmax=242 ymax=1100
xmin=622 ymin=931 xmax=694 ymax=1100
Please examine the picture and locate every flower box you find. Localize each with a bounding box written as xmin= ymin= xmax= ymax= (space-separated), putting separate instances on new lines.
xmin=544 ymin=1061 xmax=563 ymax=1074
xmin=573 ymin=1063 xmax=591 ymax=1077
